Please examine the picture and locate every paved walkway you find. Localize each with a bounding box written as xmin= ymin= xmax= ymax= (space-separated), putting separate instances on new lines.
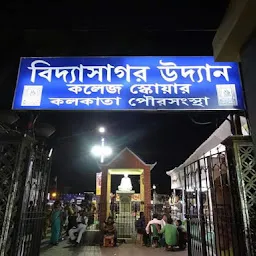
xmin=40 ymin=241 xmax=188 ymax=256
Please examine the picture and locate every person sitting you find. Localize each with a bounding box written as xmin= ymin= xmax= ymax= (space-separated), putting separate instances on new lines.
xmin=159 ymin=217 xmax=178 ymax=251
xmin=145 ymin=213 xmax=162 ymax=235
xmin=103 ymin=216 xmax=117 ymax=246
xmin=150 ymin=222 xmax=161 ymax=248
xmin=69 ymin=210 xmax=88 ymax=246
xmin=135 ymin=212 xmax=148 ymax=246
xmin=66 ymin=203 xmax=75 ymax=236
xmin=176 ymin=219 xmax=187 ymax=250
xmin=159 ymin=214 xmax=168 ymax=247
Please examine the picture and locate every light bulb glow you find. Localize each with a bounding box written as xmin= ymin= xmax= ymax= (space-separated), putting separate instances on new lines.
xmin=99 ymin=127 xmax=105 ymax=133
xmin=91 ymin=145 xmax=112 ymax=157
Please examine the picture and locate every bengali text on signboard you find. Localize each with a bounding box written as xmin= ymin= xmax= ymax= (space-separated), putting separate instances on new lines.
xmin=12 ymin=57 xmax=245 ymax=111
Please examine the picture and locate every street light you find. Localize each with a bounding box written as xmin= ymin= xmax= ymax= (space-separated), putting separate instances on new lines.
xmin=92 ymin=126 xmax=112 ymax=163
xmin=98 ymin=127 xmax=105 ymax=133
xmin=152 ymin=184 xmax=156 ymax=190
xmin=91 ymin=144 xmax=112 ymax=163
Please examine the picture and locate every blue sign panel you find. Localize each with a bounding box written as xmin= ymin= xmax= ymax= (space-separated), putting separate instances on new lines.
xmin=12 ymin=57 xmax=244 ymax=111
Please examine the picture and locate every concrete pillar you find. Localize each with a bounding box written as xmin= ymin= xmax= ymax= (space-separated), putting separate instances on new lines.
xmin=213 ymin=0 xmax=256 ymax=152
xmin=240 ymin=32 xmax=256 ymax=151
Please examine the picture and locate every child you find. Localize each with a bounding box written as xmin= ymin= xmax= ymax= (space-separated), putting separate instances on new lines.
xmin=159 ymin=217 xmax=178 ymax=251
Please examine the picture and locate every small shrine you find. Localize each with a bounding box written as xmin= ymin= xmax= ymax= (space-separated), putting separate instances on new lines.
xmin=98 ymin=147 xmax=156 ymax=226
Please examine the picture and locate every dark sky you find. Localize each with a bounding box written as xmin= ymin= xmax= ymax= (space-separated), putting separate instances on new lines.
xmin=0 ymin=1 xmax=230 ymax=194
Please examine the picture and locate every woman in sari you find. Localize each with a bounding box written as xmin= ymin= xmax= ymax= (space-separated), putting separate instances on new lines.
xmin=50 ymin=201 xmax=62 ymax=245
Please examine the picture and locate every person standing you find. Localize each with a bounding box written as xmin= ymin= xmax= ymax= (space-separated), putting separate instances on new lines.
xmin=176 ymin=219 xmax=187 ymax=250
xmin=50 ymin=201 xmax=62 ymax=245
xmin=135 ymin=212 xmax=148 ymax=246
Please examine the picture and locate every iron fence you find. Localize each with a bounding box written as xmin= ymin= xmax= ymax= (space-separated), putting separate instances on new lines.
xmin=0 ymin=133 xmax=52 ymax=256
xmin=184 ymin=138 xmax=254 ymax=256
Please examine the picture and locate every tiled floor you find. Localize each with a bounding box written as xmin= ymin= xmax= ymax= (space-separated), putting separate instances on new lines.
xmin=40 ymin=241 xmax=188 ymax=256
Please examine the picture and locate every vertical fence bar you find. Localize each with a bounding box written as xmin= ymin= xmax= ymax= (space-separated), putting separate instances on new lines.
xmin=184 ymin=166 xmax=192 ymax=256
xmin=197 ymin=160 xmax=207 ymax=256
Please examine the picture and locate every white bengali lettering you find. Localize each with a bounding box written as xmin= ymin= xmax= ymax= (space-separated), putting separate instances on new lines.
xmin=105 ymin=85 xmax=123 ymax=94
xmin=85 ymin=65 xmax=113 ymax=82
xmin=28 ymin=60 xmax=85 ymax=83
xmin=132 ymin=66 xmax=150 ymax=82
xmin=49 ymin=97 xmax=121 ymax=107
xmin=128 ymin=96 xmax=210 ymax=108
xmin=49 ymin=98 xmax=65 ymax=106
xmin=85 ymin=85 xmax=104 ymax=95
xmin=157 ymin=61 xmax=178 ymax=82
xmin=28 ymin=59 xmax=231 ymax=85
xmin=114 ymin=65 xmax=150 ymax=83
xmin=66 ymin=84 xmax=123 ymax=95
xmin=29 ymin=60 xmax=52 ymax=83
xmin=128 ymin=96 xmax=155 ymax=107
xmin=157 ymin=60 xmax=231 ymax=83
xmin=188 ymin=97 xmax=210 ymax=107
xmin=67 ymin=85 xmax=83 ymax=94
xmin=55 ymin=65 xmax=84 ymax=83
xmin=79 ymin=98 xmax=96 ymax=106
xmin=65 ymin=98 xmax=79 ymax=106
xmin=130 ymin=83 xmax=192 ymax=95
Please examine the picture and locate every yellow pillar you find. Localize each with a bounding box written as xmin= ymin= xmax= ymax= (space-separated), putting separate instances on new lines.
xmin=106 ymin=170 xmax=111 ymax=218
xmin=140 ymin=171 xmax=145 ymax=212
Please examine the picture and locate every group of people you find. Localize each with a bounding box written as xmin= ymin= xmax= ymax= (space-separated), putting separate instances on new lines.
xmin=44 ymin=201 xmax=186 ymax=250
xmin=136 ymin=212 xmax=187 ymax=251
xmin=45 ymin=200 xmax=95 ymax=246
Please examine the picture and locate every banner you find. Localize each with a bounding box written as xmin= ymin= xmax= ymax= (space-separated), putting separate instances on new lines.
xmin=96 ymin=172 xmax=102 ymax=196
xmin=12 ymin=57 xmax=244 ymax=111
xmin=116 ymin=193 xmax=141 ymax=202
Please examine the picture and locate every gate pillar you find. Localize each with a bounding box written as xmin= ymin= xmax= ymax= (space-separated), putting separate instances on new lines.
xmin=223 ymin=135 xmax=256 ymax=255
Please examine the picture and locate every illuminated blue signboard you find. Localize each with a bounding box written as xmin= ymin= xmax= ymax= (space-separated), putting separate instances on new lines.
xmin=12 ymin=57 xmax=244 ymax=111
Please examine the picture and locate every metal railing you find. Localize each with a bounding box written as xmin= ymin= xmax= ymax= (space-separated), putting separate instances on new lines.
xmin=184 ymin=145 xmax=247 ymax=256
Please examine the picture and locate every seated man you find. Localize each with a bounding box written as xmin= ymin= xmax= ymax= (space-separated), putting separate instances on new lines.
xmin=145 ymin=213 xmax=162 ymax=234
xmin=69 ymin=210 xmax=88 ymax=246
xmin=103 ymin=216 xmax=117 ymax=246
xmin=159 ymin=217 xmax=178 ymax=251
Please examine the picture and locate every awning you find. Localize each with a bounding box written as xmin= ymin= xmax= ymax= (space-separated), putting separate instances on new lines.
xmin=166 ymin=116 xmax=249 ymax=177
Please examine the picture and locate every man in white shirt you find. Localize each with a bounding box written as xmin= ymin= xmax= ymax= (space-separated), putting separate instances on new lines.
xmin=145 ymin=214 xmax=162 ymax=234
xmin=69 ymin=211 xmax=88 ymax=246
xmin=145 ymin=213 xmax=168 ymax=234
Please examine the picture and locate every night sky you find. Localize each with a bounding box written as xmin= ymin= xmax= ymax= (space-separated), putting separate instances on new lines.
xmin=0 ymin=1 xmax=230 ymax=194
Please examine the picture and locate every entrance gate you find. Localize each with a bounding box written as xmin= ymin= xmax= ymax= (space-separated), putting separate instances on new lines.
xmin=184 ymin=136 xmax=256 ymax=256
xmin=10 ymin=56 xmax=249 ymax=255
xmin=0 ymin=131 xmax=52 ymax=256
